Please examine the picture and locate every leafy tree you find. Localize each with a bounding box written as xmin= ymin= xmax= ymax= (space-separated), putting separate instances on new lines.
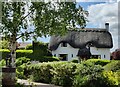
xmin=1 ymin=1 xmax=88 ymax=67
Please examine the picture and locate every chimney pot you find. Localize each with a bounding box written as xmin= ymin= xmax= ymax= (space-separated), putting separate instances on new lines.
xmin=105 ymin=23 xmax=109 ymax=31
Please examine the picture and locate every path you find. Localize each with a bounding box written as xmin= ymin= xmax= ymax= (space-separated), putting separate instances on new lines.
xmin=17 ymin=79 xmax=61 ymax=87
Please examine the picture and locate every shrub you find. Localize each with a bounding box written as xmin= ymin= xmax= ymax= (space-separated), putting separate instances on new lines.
xmin=104 ymin=60 xmax=120 ymax=72
xmin=51 ymin=62 xmax=77 ymax=87
xmin=16 ymin=50 xmax=33 ymax=58
xmin=33 ymin=42 xmax=51 ymax=58
xmin=16 ymin=57 xmax=31 ymax=67
xmin=25 ymin=61 xmax=77 ymax=86
xmin=102 ymin=71 xmax=118 ymax=86
xmin=16 ymin=64 xmax=28 ymax=79
xmin=83 ymin=59 xmax=110 ymax=66
xmin=25 ymin=44 xmax=33 ymax=50
xmin=0 ymin=49 xmax=33 ymax=59
xmin=75 ymin=63 xmax=118 ymax=87
xmin=0 ymin=40 xmax=9 ymax=49
xmin=0 ymin=59 xmax=6 ymax=67
xmin=0 ymin=49 xmax=10 ymax=59
xmin=71 ymin=59 xmax=78 ymax=63
xmin=26 ymin=62 xmax=53 ymax=83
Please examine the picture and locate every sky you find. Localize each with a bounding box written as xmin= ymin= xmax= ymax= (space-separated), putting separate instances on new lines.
xmin=18 ymin=0 xmax=119 ymax=52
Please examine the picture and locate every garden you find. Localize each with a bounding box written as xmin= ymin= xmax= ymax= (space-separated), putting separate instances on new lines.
xmin=0 ymin=41 xmax=120 ymax=87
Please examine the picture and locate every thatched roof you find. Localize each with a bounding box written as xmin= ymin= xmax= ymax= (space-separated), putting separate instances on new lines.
xmin=48 ymin=29 xmax=113 ymax=51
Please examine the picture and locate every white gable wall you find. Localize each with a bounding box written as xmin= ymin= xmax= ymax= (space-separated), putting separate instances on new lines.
xmin=90 ymin=47 xmax=110 ymax=60
xmin=52 ymin=43 xmax=79 ymax=61
xmin=52 ymin=43 xmax=111 ymax=61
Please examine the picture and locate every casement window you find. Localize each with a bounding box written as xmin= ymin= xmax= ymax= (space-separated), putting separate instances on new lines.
xmin=71 ymin=54 xmax=73 ymax=57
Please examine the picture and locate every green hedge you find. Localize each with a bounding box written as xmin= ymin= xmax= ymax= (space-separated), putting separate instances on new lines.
xmin=23 ymin=60 xmax=119 ymax=87
xmin=82 ymin=59 xmax=110 ymax=66
xmin=0 ymin=49 xmax=33 ymax=59
xmin=104 ymin=60 xmax=120 ymax=72
xmin=16 ymin=50 xmax=33 ymax=58
xmin=25 ymin=62 xmax=76 ymax=86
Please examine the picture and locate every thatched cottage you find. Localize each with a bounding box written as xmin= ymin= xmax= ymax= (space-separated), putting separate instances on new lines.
xmin=48 ymin=23 xmax=113 ymax=61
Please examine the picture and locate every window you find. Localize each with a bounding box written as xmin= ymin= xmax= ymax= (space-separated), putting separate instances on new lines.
xmin=61 ymin=42 xmax=67 ymax=47
xmin=71 ymin=54 xmax=73 ymax=57
xmin=104 ymin=55 xmax=106 ymax=58
xmin=54 ymin=54 xmax=56 ymax=57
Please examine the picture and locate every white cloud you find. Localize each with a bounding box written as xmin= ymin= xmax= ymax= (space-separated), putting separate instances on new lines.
xmin=87 ymin=2 xmax=118 ymax=52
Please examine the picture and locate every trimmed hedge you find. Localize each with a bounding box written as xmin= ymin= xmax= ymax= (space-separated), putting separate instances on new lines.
xmin=82 ymin=59 xmax=110 ymax=66
xmin=16 ymin=50 xmax=33 ymax=58
xmin=0 ymin=49 xmax=33 ymax=59
xmin=104 ymin=60 xmax=120 ymax=72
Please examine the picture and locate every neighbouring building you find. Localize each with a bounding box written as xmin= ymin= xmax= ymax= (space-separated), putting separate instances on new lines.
xmin=48 ymin=23 xmax=113 ymax=61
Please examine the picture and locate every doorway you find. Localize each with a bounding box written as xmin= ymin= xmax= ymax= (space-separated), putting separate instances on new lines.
xmin=59 ymin=54 xmax=68 ymax=61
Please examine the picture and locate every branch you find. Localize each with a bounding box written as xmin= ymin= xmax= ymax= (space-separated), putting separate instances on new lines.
xmin=16 ymin=31 xmax=34 ymax=40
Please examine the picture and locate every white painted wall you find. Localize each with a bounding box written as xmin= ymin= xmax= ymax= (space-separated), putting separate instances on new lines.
xmin=52 ymin=43 xmax=79 ymax=61
xmin=90 ymin=47 xmax=110 ymax=60
xmin=52 ymin=43 xmax=111 ymax=61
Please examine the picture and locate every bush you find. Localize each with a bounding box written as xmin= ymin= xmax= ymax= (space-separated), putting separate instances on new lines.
xmin=33 ymin=42 xmax=51 ymax=58
xmin=26 ymin=62 xmax=53 ymax=83
xmin=0 ymin=59 xmax=6 ymax=67
xmin=73 ymin=63 xmax=118 ymax=87
xmin=0 ymin=49 xmax=33 ymax=59
xmin=83 ymin=59 xmax=110 ymax=66
xmin=104 ymin=60 xmax=120 ymax=72
xmin=0 ymin=40 xmax=9 ymax=49
xmin=16 ymin=57 xmax=31 ymax=67
xmin=102 ymin=71 xmax=119 ymax=86
xmin=25 ymin=44 xmax=33 ymax=50
xmin=25 ymin=61 xmax=77 ymax=86
xmin=51 ymin=62 xmax=77 ymax=87
xmin=71 ymin=59 xmax=78 ymax=63
xmin=0 ymin=49 xmax=10 ymax=59
xmin=16 ymin=57 xmax=31 ymax=79
xmin=16 ymin=50 xmax=33 ymax=58
xmin=38 ymin=56 xmax=59 ymax=62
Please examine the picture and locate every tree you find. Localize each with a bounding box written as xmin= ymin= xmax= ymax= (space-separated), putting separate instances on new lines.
xmin=1 ymin=1 xmax=88 ymax=67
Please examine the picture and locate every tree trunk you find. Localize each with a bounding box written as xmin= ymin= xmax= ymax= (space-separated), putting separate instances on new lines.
xmin=9 ymin=36 xmax=16 ymax=68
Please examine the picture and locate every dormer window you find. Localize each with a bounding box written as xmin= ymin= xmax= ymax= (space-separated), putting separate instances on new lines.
xmin=61 ymin=42 xmax=67 ymax=47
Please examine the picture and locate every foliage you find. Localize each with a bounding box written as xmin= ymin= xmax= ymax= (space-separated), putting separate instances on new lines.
xmin=16 ymin=57 xmax=31 ymax=67
xmin=16 ymin=50 xmax=33 ymax=58
xmin=102 ymin=71 xmax=119 ymax=86
xmin=51 ymin=62 xmax=77 ymax=87
xmin=33 ymin=41 xmax=51 ymax=58
xmin=0 ymin=49 xmax=10 ymax=59
xmin=104 ymin=60 xmax=120 ymax=72
xmin=21 ymin=60 xmax=120 ymax=87
xmin=71 ymin=59 xmax=78 ymax=63
xmin=73 ymin=64 xmax=106 ymax=87
xmin=37 ymin=56 xmax=59 ymax=62
xmin=0 ymin=39 xmax=9 ymax=49
xmin=0 ymin=59 xmax=6 ymax=67
xmin=26 ymin=62 xmax=54 ymax=83
xmin=82 ymin=59 xmax=110 ymax=66
xmin=1 ymin=1 xmax=88 ymax=67
xmin=16 ymin=64 xmax=27 ymax=79
xmin=0 ymin=49 xmax=33 ymax=59
xmin=16 ymin=57 xmax=31 ymax=79
xmin=25 ymin=44 xmax=33 ymax=50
